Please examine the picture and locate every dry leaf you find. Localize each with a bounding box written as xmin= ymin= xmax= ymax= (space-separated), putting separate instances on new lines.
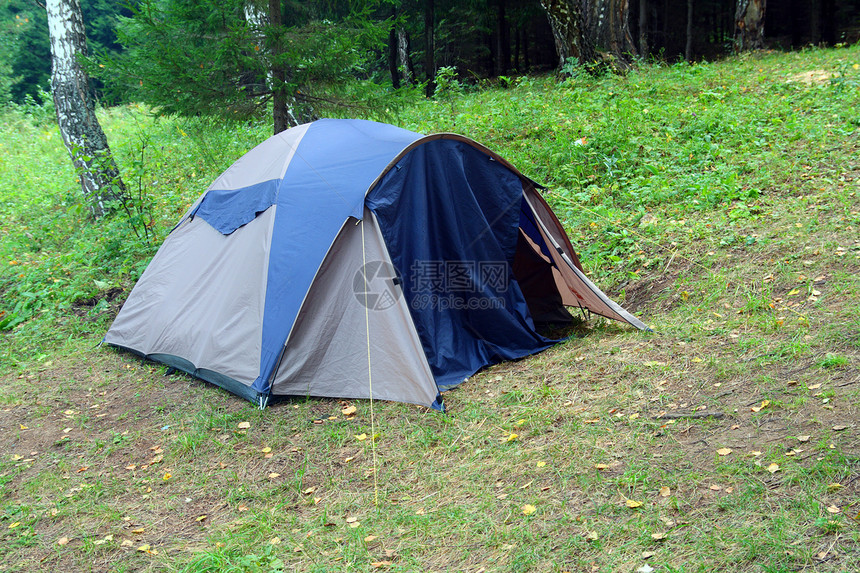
xmin=370 ymin=562 xmax=392 ymax=568
xmin=521 ymin=504 xmax=537 ymax=515
xmin=261 ymin=447 xmax=272 ymax=453
xmin=626 ymin=499 xmax=643 ymax=508
xmin=536 ymin=461 xmax=546 ymax=468
xmin=642 ymin=550 xmax=656 ymax=559
xmin=827 ymin=483 xmax=843 ymax=491
xmin=269 ymin=537 xmax=281 ymax=545
xmin=57 ymin=536 xmax=70 ymax=546
xmin=131 ymin=527 xmax=145 ymax=534
xmin=808 ymin=383 xmax=822 ymax=390
xmin=832 ymin=425 xmax=849 ymax=431
xmin=651 ymin=532 xmax=667 ymax=541
xmin=710 ymin=485 xmax=722 ymax=491
xmin=313 ymin=497 xmax=322 ymax=505
xmin=302 ymin=487 xmax=316 ymax=495
xmin=341 ymin=405 xmax=357 ymax=416
xmin=767 ymin=463 xmax=780 ymax=473
xmin=8 ymin=522 xmax=20 ymax=529
xmin=162 ymin=473 xmax=171 ymax=481
xmin=585 ymin=531 xmax=598 ymax=541
xmin=826 ymin=505 xmax=841 ymax=514
xmin=364 ymin=535 xmax=378 ymax=542
xmin=268 ymin=472 xmax=281 ymax=479
xmin=725 ymin=487 xmax=734 ymax=493
xmin=749 ymin=451 xmax=763 ymax=457
xmin=121 ymin=539 xmax=133 ymax=547
xmin=237 ymin=421 xmax=251 ymax=429
xmin=355 ymin=433 xmax=368 ymax=441
xmin=659 ymin=486 xmax=671 ymax=497
xmin=349 ymin=521 xmax=361 ymax=528
xmin=345 ymin=516 xmax=358 ymax=523
xmin=195 ymin=515 xmax=207 ymax=522
xmin=504 ymin=433 xmax=518 ymax=442
xmin=797 ymin=435 xmax=811 ymax=442
xmin=717 ymin=448 xmax=732 ymax=456
xmin=595 ymin=464 xmax=609 ymax=470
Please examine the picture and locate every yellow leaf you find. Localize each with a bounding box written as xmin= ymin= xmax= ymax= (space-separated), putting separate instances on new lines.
xmin=237 ymin=421 xmax=251 ymax=429
xmin=313 ymin=497 xmax=321 ymax=504
xmin=725 ymin=487 xmax=734 ymax=493
xmin=827 ymin=505 xmax=841 ymax=514
xmin=268 ymin=472 xmax=280 ymax=479
xmin=767 ymin=463 xmax=780 ymax=473
xmin=163 ymin=473 xmax=171 ymax=481
xmin=717 ymin=448 xmax=732 ymax=456
xmin=808 ymin=383 xmax=822 ymax=390
xmin=345 ymin=516 xmax=358 ymax=523
xmin=364 ymin=535 xmax=378 ymax=542
xmin=625 ymin=499 xmax=643 ymax=508
xmin=797 ymin=435 xmax=810 ymax=443
xmin=827 ymin=483 xmax=843 ymax=491
xmin=131 ymin=527 xmax=145 ymax=534
xmin=269 ymin=537 xmax=281 ymax=545
xmin=504 ymin=433 xmax=518 ymax=442
xmin=195 ymin=515 xmax=207 ymax=522
xmin=585 ymin=531 xmax=598 ymax=541
xmin=349 ymin=521 xmax=361 ymax=528
xmin=536 ymin=461 xmax=546 ymax=468
xmin=57 ymin=536 xmax=70 ymax=546
xmin=261 ymin=447 xmax=272 ymax=453
xmin=595 ymin=463 xmax=609 ymax=470
xmin=355 ymin=433 xmax=368 ymax=441
xmin=11 ymin=454 xmax=23 ymax=460
xmin=749 ymin=450 xmax=763 ymax=456
xmin=136 ymin=544 xmax=151 ymax=552
xmin=8 ymin=522 xmax=20 ymax=529
xmin=341 ymin=405 xmax=357 ymax=416
xmin=302 ymin=487 xmax=316 ymax=495
xmin=628 ymin=413 xmax=640 ymax=420
xmin=651 ymin=532 xmax=667 ymax=541
xmin=19 ymin=424 xmax=28 ymax=430
xmin=521 ymin=504 xmax=537 ymax=515
xmin=659 ymin=486 xmax=671 ymax=497
xmin=692 ymin=357 xmax=702 ymax=363
xmin=515 ymin=419 xmax=527 ymax=427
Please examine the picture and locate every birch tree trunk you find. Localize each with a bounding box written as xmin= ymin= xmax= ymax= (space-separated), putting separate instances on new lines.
xmin=734 ymin=0 xmax=766 ymax=51
xmin=539 ymin=0 xmax=590 ymax=69
xmin=47 ymin=0 xmax=125 ymax=217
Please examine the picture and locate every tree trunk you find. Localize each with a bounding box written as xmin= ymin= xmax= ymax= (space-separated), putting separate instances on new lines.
xmin=494 ymin=0 xmax=509 ymax=76
xmin=388 ymin=18 xmax=400 ymax=89
xmin=539 ymin=0 xmax=590 ymax=69
xmin=47 ymin=0 xmax=125 ymax=217
xmin=268 ymin=0 xmax=289 ymax=134
xmin=638 ymin=0 xmax=649 ymax=57
xmin=685 ymin=0 xmax=693 ymax=61
xmin=424 ymin=0 xmax=435 ymax=96
xmin=734 ymin=0 xmax=766 ymax=51
xmin=583 ymin=0 xmax=637 ymax=66
xmin=397 ymin=29 xmax=415 ymax=86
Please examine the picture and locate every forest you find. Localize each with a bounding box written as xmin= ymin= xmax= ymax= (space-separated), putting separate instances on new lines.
xmin=1 ymin=1 xmax=859 ymax=571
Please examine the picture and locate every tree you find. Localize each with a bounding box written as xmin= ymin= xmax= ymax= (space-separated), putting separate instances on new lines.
xmin=46 ymin=0 xmax=125 ymax=217
xmin=102 ymin=0 xmax=386 ymax=133
xmin=539 ymin=0 xmax=590 ymax=69
xmin=734 ymin=0 xmax=765 ymax=51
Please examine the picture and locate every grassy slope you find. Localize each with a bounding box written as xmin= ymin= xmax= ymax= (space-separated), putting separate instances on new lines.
xmin=0 ymin=46 xmax=859 ymax=572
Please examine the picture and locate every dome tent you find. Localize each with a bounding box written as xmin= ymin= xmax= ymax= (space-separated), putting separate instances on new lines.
xmin=105 ymin=119 xmax=645 ymax=411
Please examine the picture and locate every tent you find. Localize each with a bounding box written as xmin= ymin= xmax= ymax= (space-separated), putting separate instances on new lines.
xmin=105 ymin=119 xmax=645 ymax=411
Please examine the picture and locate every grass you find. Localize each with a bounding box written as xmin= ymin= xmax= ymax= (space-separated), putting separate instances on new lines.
xmin=1 ymin=45 xmax=859 ymax=571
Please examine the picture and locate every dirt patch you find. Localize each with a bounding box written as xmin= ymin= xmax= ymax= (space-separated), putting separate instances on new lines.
xmin=787 ymin=70 xmax=835 ymax=85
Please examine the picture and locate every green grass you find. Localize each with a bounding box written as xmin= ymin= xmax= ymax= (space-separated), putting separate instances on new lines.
xmin=1 ymin=45 xmax=859 ymax=571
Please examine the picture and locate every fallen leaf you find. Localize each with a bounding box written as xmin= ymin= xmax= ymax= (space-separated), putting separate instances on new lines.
xmin=8 ymin=522 xmax=20 ymax=529
xmin=268 ymin=472 xmax=280 ymax=479
xmin=832 ymin=425 xmax=849 ymax=431
xmin=638 ymin=565 xmax=655 ymax=573
xmin=642 ymin=550 xmax=656 ymax=559
xmin=660 ymin=517 xmax=676 ymax=527
xmin=767 ymin=463 xmax=780 ymax=473
xmin=125 ymin=464 xmax=136 ymax=470
xmin=797 ymin=435 xmax=811 ymax=442
xmin=651 ymin=532 xmax=667 ymax=541
xmin=521 ymin=504 xmax=537 ymax=515
xmin=827 ymin=505 xmax=841 ymax=514
xmin=709 ymin=485 xmax=722 ymax=491
xmin=195 ymin=515 xmax=207 ymax=522
xmin=261 ymin=447 xmax=271 ymax=453
xmin=504 ymin=433 xmax=518 ymax=442
xmin=302 ymin=487 xmax=316 ymax=495
xmin=595 ymin=463 xmax=609 ymax=470
xmin=355 ymin=433 xmax=368 ymax=441
xmin=349 ymin=521 xmax=361 ymax=528
xmin=57 ymin=537 xmax=70 ymax=546
xmin=827 ymin=483 xmax=843 ymax=491
xmin=342 ymin=405 xmax=357 ymax=416
xmin=269 ymin=537 xmax=281 ymax=545
xmin=313 ymin=497 xmax=321 ymax=504
xmin=626 ymin=499 xmax=643 ymax=508
xmin=585 ymin=531 xmax=598 ymax=541
xmin=162 ymin=473 xmax=171 ymax=481
xmin=808 ymin=383 xmax=822 ymax=390
xmin=237 ymin=421 xmax=251 ymax=429
xmin=364 ymin=535 xmax=378 ymax=542
xmin=370 ymin=562 xmax=392 ymax=568
xmin=121 ymin=539 xmax=133 ymax=547
xmin=725 ymin=487 xmax=734 ymax=493
xmin=131 ymin=527 xmax=145 ymax=534
xmin=717 ymin=448 xmax=733 ymax=456
xmin=659 ymin=486 xmax=671 ymax=497
xmin=536 ymin=461 xmax=546 ymax=467
xmin=749 ymin=451 xmax=763 ymax=456
xmin=345 ymin=516 xmax=358 ymax=523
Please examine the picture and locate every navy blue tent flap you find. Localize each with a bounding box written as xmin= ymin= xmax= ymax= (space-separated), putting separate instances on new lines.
xmin=191 ymin=179 xmax=281 ymax=235
xmin=367 ymin=139 xmax=554 ymax=390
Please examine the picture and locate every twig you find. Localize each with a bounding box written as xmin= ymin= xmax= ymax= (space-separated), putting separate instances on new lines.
xmin=653 ymin=411 xmax=725 ymax=420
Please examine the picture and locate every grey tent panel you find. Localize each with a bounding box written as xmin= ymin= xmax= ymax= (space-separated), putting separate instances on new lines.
xmin=104 ymin=206 xmax=277 ymax=386
xmin=272 ymin=209 xmax=439 ymax=407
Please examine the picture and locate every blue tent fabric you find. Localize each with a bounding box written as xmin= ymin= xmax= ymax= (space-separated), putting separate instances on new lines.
xmin=252 ymin=119 xmax=422 ymax=393
xmin=367 ymin=139 xmax=554 ymax=390
xmin=192 ymin=179 xmax=280 ymax=235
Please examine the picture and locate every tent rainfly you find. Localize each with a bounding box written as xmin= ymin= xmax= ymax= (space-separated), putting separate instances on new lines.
xmin=105 ymin=119 xmax=646 ymax=411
